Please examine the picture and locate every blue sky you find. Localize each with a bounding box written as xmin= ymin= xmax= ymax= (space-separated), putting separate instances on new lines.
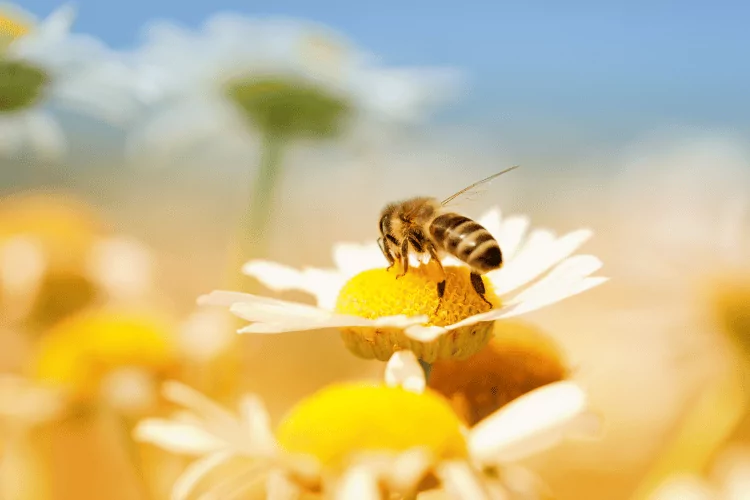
xmin=23 ymin=0 xmax=750 ymax=145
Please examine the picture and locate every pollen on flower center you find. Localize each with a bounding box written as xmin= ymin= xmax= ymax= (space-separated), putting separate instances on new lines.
xmin=334 ymin=264 xmax=498 ymax=362
xmin=275 ymin=383 xmax=467 ymax=471
xmin=0 ymin=59 xmax=50 ymax=113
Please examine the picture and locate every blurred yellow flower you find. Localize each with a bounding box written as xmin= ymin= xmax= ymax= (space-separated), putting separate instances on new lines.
xmin=276 ymin=383 xmax=468 ymax=471
xmin=0 ymin=193 xmax=156 ymax=330
xmin=336 ymin=264 xmax=496 ymax=362
xmin=0 ymin=6 xmax=31 ymax=44
xmin=136 ymin=369 xmax=598 ymax=499
xmin=428 ymin=320 xmax=569 ymax=426
xmin=33 ymin=309 xmax=177 ymax=410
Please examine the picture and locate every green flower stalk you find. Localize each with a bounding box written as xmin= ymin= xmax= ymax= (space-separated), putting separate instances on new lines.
xmin=225 ymin=76 xmax=350 ymax=266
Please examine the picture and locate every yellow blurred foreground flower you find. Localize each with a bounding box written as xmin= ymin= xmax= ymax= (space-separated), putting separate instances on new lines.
xmin=0 ymin=192 xmax=155 ymax=329
xmin=428 ymin=320 xmax=569 ymax=426
xmin=135 ymin=354 xmax=599 ymax=499
xmin=201 ymin=208 xmax=607 ymax=362
xmin=33 ymin=308 xmax=177 ymax=414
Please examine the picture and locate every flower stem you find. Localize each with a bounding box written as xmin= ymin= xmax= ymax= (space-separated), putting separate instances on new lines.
xmin=239 ymin=133 xmax=286 ymax=264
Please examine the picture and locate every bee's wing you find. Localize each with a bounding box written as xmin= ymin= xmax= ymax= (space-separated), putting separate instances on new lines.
xmin=440 ymin=166 xmax=520 ymax=207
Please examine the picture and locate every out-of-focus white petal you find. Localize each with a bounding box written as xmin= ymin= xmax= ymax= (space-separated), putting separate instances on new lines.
xmin=468 ymin=381 xmax=590 ymax=464
xmin=334 ymin=465 xmax=381 ymax=500
xmin=383 ymin=448 xmax=432 ymax=492
xmin=162 ymin=381 xmax=238 ymax=427
xmin=178 ymin=309 xmax=235 ymax=362
xmin=332 ymin=242 xmax=386 ymax=277
xmin=0 ymin=236 xmax=46 ymax=301
xmin=266 ymin=470 xmax=301 ymax=500
xmin=133 ymin=419 xmax=225 ymax=455
xmin=86 ymin=236 xmax=154 ymax=300
xmin=489 ymin=228 xmax=593 ymax=295
xmin=242 ymin=260 xmax=346 ymax=310
xmin=99 ymin=367 xmax=156 ymax=415
xmin=172 ymin=450 xmax=234 ymax=500
xmin=648 ymin=475 xmax=716 ymax=500
xmin=384 ymin=351 xmax=426 ymax=394
xmin=23 ymin=111 xmax=66 ymax=161
xmin=33 ymin=4 xmax=76 ymax=43
xmin=435 ymin=460 xmax=498 ymax=500
xmin=238 ymin=395 xmax=277 ymax=456
xmin=0 ymin=376 xmax=63 ymax=425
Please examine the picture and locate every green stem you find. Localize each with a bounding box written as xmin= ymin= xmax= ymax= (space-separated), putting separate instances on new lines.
xmin=240 ymin=133 xmax=286 ymax=265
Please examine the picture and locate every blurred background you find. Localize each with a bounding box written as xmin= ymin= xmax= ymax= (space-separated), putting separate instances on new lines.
xmin=2 ymin=1 xmax=750 ymax=500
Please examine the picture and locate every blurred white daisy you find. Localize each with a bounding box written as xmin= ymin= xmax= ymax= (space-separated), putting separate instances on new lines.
xmin=200 ymin=208 xmax=607 ymax=362
xmin=134 ymin=357 xmax=598 ymax=500
xmin=649 ymin=446 xmax=750 ymax=500
xmin=127 ymin=13 xmax=462 ymax=165
xmin=0 ymin=3 xmax=143 ymax=160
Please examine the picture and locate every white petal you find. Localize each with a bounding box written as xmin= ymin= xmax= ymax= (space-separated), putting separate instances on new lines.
xmin=0 ymin=236 xmax=46 ymax=299
xmin=162 ymin=381 xmax=238 ymax=427
xmin=242 ymin=260 xmax=346 ymax=310
xmin=335 ymin=466 xmax=381 ymax=500
xmin=36 ymin=4 xmax=76 ymax=41
xmin=404 ymin=324 xmax=450 ymax=342
xmin=385 ymin=351 xmax=426 ymax=394
xmin=0 ymin=115 xmax=26 ymax=157
xmin=494 ymin=215 xmax=531 ymax=262
xmin=133 ymin=419 xmax=224 ymax=455
xmin=24 ymin=111 xmax=67 ymax=161
xmin=384 ymin=448 xmax=433 ymax=492
xmin=238 ymin=395 xmax=277 ymax=455
xmin=332 ymin=242 xmax=387 ymax=276
xmin=86 ymin=237 xmax=154 ymax=299
xmin=476 ymin=208 xmax=502 ymax=242
xmin=265 ymin=470 xmax=301 ymax=500
xmin=468 ymin=381 xmax=590 ymax=463
xmin=489 ymin=228 xmax=593 ymax=295
xmin=648 ymin=475 xmax=716 ymax=500
xmin=435 ymin=461 xmax=497 ymax=500
xmin=499 ymin=256 xmax=607 ymax=317
xmin=202 ymin=292 xmax=426 ymax=334
xmin=172 ymin=451 xmax=234 ymax=500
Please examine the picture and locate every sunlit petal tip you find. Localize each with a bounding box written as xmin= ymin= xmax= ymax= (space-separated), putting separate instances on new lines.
xmin=133 ymin=419 xmax=223 ymax=455
xmin=384 ymin=350 xmax=426 ymax=393
xmin=335 ymin=466 xmax=381 ymax=500
xmin=170 ymin=451 xmax=234 ymax=500
xmin=468 ymin=381 xmax=589 ymax=463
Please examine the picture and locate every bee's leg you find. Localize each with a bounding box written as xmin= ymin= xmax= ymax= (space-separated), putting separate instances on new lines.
xmin=379 ymin=237 xmax=396 ymax=271
xmin=427 ymin=244 xmax=446 ymax=314
xmin=470 ymin=272 xmax=494 ymax=308
xmin=395 ymin=239 xmax=409 ymax=279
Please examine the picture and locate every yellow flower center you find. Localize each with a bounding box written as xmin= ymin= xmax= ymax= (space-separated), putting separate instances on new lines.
xmin=334 ymin=264 xmax=498 ymax=362
xmin=0 ymin=11 xmax=31 ymax=44
xmin=276 ymin=383 xmax=467 ymax=471
xmin=429 ymin=320 xmax=568 ymax=426
xmin=33 ymin=309 xmax=177 ymax=401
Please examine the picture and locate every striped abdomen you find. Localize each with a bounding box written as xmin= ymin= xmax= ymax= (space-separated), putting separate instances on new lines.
xmin=429 ymin=213 xmax=503 ymax=273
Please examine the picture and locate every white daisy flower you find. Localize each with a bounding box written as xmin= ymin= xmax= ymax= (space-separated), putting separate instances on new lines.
xmin=199 ymin=207 xmax=608 ymax=362
xmin=134 ymin=356 xmax=599 ymax=500
xmin=126 ymin=13 xmax=462 ymax=165
xmin=0 ymin=3 xmax=142 ymax=160
xmin=648 ymin=446 xmax=750 ymax=500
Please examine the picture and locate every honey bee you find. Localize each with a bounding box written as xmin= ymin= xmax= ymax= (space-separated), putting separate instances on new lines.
xmin=377 ymin=166 xmax=519 ymax=309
